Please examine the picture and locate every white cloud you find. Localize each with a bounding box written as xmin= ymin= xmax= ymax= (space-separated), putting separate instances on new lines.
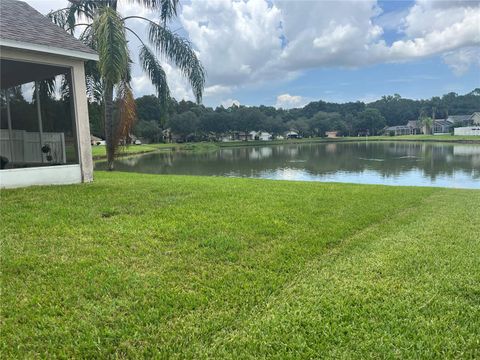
xmin=378 ymin=7 xmax=480 ymax=62
xmin=25 ymin=0 xmax=480 ymax=106
xmin=220 ymin=98 xmax=240 ymax=108
xmin=132 ymin=74 xmax=154 ymax=95
xmin=180 ymin=0 xmax=283 ymax=87
xmin=162 ymin=62 xmax=195 ymax=101
xmin=401 ymin=0 xmax=475 ymax=37
xmin=374 ymin=8 xmax=409 ymax=31
xmin=131 ymin=62 xmax=195 ymax=101
xmin=443 ymin=47 xmax=480 ymax=76
xmin=275 ymin=94 xmax=307 ymax=109
xmin=181 ymin=0 xmax=480 ymax=88
xmin=277 ymin=0 xmax=383 ymax=69
xmin=205 ymin=85 xmax=233 ymax=97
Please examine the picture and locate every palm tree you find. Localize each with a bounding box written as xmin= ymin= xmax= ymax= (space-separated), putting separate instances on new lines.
xmin=48 ymin=0 xmax=205 ymax=170
xmin=419 ymin=115 xmax=433 ymax=135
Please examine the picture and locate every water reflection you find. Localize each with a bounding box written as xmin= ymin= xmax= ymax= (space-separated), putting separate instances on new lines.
xmin=96 ymin=142 xmax=480 ymax=188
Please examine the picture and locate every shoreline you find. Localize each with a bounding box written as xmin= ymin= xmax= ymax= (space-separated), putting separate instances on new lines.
xmin=92 ymin=135 xmax=480 ymax=160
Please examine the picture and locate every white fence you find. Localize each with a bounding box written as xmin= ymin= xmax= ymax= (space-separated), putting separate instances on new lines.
xmin=0 ymin=129 xmax=67 ymax=164
xmin=454 ymin=127 xmax=480 ymax=136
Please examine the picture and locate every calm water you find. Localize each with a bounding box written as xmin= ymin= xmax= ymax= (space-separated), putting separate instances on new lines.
xmin=97 ymin=142 xmax=480 ymax=188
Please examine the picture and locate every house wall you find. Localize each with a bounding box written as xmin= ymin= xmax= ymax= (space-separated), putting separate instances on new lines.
xmin=454 ymin=127 xmax=480 ymax=136
xmin=0 ymin=164 xmax=81 ymax=188
xmin=0 ymin=47 xmax=93 ymax=186
xmin=472 ymin=113 xmax=480 ymax=125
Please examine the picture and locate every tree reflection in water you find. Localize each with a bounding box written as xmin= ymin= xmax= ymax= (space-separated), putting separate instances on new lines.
xmin=96 ymin=142 xmax=480 ymax=188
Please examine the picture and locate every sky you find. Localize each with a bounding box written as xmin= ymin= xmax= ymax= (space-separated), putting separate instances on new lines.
xmin=25 ymin=0 xmax=480 ymax=108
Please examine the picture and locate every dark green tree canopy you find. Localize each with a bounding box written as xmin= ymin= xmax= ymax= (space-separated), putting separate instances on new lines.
xmin=130 ymin=89 xmax=478 ymax=141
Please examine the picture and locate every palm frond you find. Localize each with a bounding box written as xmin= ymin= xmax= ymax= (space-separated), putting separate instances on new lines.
xmin=60 ymin=75 xmax=71 ymax=100
xmin=148 ymin=22 xmax=205 ymax=103
xmin=127 ymin=0 xmax=179 ymax=23
xmin=94 ymin=7 xmax=129 ymax=86
xmin=33 ymin=78 xmax=57 ymax=103
xmin=47 ymin=8 xmax=77 ymax=33
xmin=79 ymin=22 xmax=97 ymax=49
xmin=78 ymin=23 xmax=103 ymax=102
xmin=139 ymin=45 xmax=170 ymax=105
xmin=85 ymin=72 xmax=104 ymax=103
xmin=68 ymin=0 xmax=116 ymax=19
xmin=115 ymin=81 xmax=137 ymax=144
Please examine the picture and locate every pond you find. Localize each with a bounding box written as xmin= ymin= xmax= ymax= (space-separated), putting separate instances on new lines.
xmin=96 ymin=141 xmax=480 ymax=189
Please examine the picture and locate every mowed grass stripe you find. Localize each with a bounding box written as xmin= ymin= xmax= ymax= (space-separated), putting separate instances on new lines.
xmin=1 ymin=173 xmax=471 ymax=358
xmin=208 ymin=189 xmax=480 ymax=359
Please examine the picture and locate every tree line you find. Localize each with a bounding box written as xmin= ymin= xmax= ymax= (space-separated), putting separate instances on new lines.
xmin=91 ymin=88 xmax=479 ymax=142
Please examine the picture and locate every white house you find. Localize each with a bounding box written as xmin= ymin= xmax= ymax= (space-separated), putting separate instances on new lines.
xmin=0 ymin=0 xmax=98 ymax=188
xmin=446 ymin=113 xmax=480 ymax=136
xmin=452 ymin=112 xmax=480 ymax=136
xmin=454 ymin=126 xmax=480 ymax=136
xmin=473 ymin=112 xmax=480 ymax=125
xmin=286 ymin=130 xmax=299 ymax=139
xmin=258 ymin=131 xmax=272 ymax=141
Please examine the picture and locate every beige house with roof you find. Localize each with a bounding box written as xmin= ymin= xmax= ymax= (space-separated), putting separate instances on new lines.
xmin=0 ymin=0 xmax=98 ymax=188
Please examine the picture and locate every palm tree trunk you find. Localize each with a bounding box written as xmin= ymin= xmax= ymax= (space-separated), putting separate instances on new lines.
xmin=104 ymin=82 xmax=115 ymax=171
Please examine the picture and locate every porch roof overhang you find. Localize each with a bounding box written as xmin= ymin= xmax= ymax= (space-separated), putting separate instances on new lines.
xmin=0 ymin=39 xmax=99 ymax=62
xmin=0 ymin=0 xmax=98 ymax=63
xmin=1 ymin=58 xmax=68 ymax=89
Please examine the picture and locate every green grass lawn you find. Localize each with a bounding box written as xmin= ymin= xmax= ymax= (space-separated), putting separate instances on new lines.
xmin=1 ymin=173 xmax=479 ymax=358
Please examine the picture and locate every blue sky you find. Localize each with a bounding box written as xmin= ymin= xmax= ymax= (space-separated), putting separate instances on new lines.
xmin=237 ymin=54 xmax=479 ymax=106
xmin=27 ymin=0 xmax=480 ymax=108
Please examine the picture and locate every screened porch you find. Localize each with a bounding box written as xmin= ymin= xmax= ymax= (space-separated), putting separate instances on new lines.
xmin=1 ymin=59 xmax=79 ymax=170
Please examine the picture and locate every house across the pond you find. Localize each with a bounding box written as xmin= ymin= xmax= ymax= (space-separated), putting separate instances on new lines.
xmin=453 ymin=112 xmax=480 ymax=136
xmin=384 ymin=125 xmax=413 ymax=136
xmin=286 ymin=130 xmax=300 ymax=139
xmin=384 ymin=113 xmax=480 ymax=136
xmin=325 ymin=131 xmax=339 ymax=138
xmin=257 ymin=131 xmax=272 ymax=141
xmin=0 ymin=0 xmax=97 ymax=188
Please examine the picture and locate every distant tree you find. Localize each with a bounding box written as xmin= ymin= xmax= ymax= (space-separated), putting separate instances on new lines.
xmin=232 ymin=107 xmax=266 ymax=139
xmin=136 ymin=95 xmax=162 ymax=122
xmin=355 ymin=108 xmax=386 ymax=135
xmin=287 ymin=117 xmax=310 ymax=136
xmin=134 ymin=120 xmax=163 ymax=143
xmin=88 ymin=102 xmax=103 ymax=137
xmin=469 ymin=88 xmax=480 ymax=96
xmin=369 ymin=94 xmax=420 ymax=126
xmin=131 ymin=88 xmax=479 ymax=141
xmin=198 ymin=111 xmax=228 ymax=134
xmin=309 ymin=112 xmax=331 ymax=137
xmin=167 ymin=111 xmax=198 ymax=140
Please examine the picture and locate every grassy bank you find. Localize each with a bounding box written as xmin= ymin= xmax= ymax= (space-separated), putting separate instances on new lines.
xmin=1 ymin=173 xmax=479 ymax=358
xmin=92 ymin=142 xmax=219 ymax=160
xmin=91 ymin=143 xmax=175 ymax=160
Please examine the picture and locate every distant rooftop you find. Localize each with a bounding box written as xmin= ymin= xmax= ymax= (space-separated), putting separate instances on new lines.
xmin=406 ymin=120 xmax=419 ymax=128
xmin=386 ymin=125 xmax=410 ymax=130
xmin=434 ymin=119 xmax=450 ymax=126
xmin=447 ymin=115 xmax=473 ymax=123
xmin=0 ymin=0 xmax=97 ymax=60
